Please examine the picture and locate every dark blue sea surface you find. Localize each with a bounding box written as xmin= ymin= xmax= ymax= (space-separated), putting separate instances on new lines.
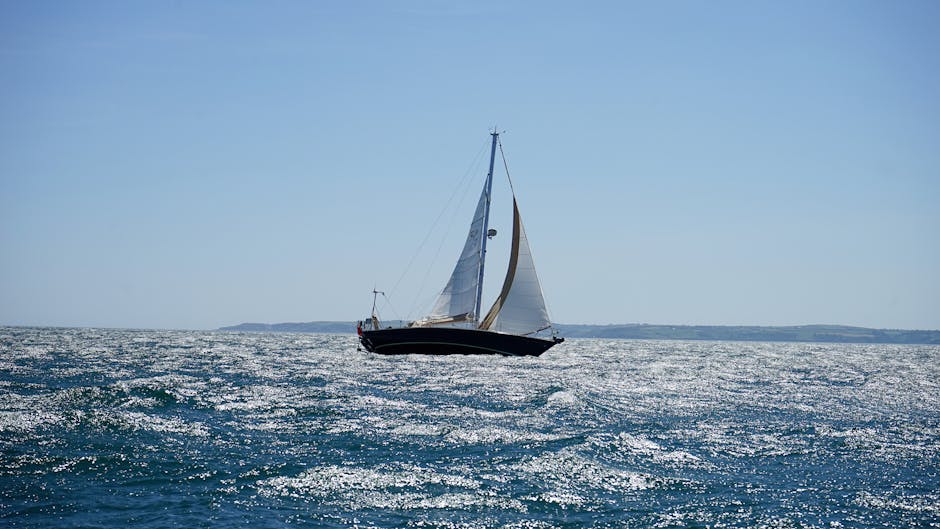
xmin=1 ymin=327 xmax=937 ymax=528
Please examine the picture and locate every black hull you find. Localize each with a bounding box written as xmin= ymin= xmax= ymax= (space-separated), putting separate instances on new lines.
xmin=359 ymin=327 xmax=563 ymax=356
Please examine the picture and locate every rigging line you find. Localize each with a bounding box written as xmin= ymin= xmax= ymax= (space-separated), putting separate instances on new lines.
xmin=522 ymin=324 xmax=553 ymax=336
xmin=410 ymin=290 xmax=444 ymax=322
xmin=402 ymin=139 xmax=491 ymax=320
xmin=387 ymin=139 xmax=489 ymax=303
xmin=407 ymin=167 xmax=479 ymax=320
xmin=377 ymin=291 xmax=404 ymax=325
xmin=497 ymin=136 xmax=516 ymax=196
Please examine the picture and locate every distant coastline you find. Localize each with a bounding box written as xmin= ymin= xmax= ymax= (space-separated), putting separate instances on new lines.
xmin=218 ymin=322 xmax=940 ymax=345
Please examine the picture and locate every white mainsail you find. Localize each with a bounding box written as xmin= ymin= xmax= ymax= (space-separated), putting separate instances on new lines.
xmin=479 ymin=198 xmax=552 ymax=335
xmin=421 ymin=185 xmax=488 ymax=323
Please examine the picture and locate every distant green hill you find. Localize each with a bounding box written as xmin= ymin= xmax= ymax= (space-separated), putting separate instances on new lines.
xmin=551 ymin=323 xmax=940 ymax=344
xmin=218 ymin=322 xmax=940 ymax=345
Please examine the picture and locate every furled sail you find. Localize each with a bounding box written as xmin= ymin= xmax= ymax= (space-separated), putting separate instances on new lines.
xmin=420 ymin=185 xmax=488 ymax=323
xmin=479 ymin=198 xmax=552 ymax=335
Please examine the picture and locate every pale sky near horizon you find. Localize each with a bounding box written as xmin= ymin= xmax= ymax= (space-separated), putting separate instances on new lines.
xmin=2 ymin=1 xmax=938 ymax=330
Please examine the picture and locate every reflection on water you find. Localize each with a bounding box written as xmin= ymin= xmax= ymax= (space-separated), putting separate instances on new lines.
xmin=1 ymin=327 xmax=938 ymax=527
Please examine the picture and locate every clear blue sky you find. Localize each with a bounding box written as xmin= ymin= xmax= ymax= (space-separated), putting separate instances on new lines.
xmin=2 ymin=1 xmax=938 ymax=330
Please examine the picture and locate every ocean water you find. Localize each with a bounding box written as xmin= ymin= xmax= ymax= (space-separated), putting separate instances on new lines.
xmin=1 ymin=327 xmax=937 ymax=528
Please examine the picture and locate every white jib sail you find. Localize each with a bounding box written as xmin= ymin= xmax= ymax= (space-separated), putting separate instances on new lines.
xmin=480 ymin=199 xmax=552 ymax=335
xmin=423 ymin=185 xmax=488 ymax=322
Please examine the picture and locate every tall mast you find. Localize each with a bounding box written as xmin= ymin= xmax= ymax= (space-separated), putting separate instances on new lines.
xmin=475 ymin=130 xmax=498 ymax=322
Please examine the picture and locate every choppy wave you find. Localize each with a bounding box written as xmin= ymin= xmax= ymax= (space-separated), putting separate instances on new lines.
xmin=1 ymin=326 xmax=938 ymax=528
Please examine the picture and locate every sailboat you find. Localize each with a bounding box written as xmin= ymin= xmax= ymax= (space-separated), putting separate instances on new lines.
xmin=358 ymin=131 xmax=564 ymax=356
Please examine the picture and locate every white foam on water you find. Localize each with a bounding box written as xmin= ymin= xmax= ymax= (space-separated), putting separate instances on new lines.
xmin=523 ymin=490 xmax=591 ymax=508
xmin=546 ymin=390 xmax=579 ymax=407
xmin=585 ymin=432 xmax=709 ymax=471
xmin=211 ymin=384 xmax=294 ymax=412
xmin=350 ymin=394 xmax=428 ymax=411
xmin=855 ymin=491 xmax=940 ymax=514
xmin=259 ymin=464 xmax=480 ymax=495
xmin=513 ymin=447 xmax=677 ymax=494
xmin=117 ymin=410 xmax=209 ymax=437
xmin=115 ymin=374 xmax=211 ymax=404
xmin=119 ymin=396 xmax=163 ymax=408
xmin=389 ymin=422 xmax=449 ymax=437
xmin=255 ymin=464 xmax=529 ymax=512
xmin=51 ymin=455 xmax=99 ymax=474
xmin=443 ymin=425 xmax=563 ymax=445
xmin=0 ymin=409 xmax=65 ymax=433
